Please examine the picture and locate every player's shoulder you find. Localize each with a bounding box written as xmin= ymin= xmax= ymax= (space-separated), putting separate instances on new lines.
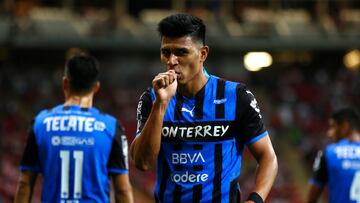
xmin=138 ymin=87 xmax=154 ymax=103
xmin=215 ymin=76 xmax=252 ymax=99
xmin=90 ymin=107 xmax=123 ymax=135
xmin=325 ymin=139 xmax=350 ymax=154
xmin=141 ymin=87 xmax=154 ymax=98
xmin=210 ymin=75 xmax=242 ymax=90
xmin=91 ymin=106 xmax=117 ymax=124
xmin=32 ymin=104 xmax=62 ymax=129
xmin=34 ymin=104 xmax=63 ymax=121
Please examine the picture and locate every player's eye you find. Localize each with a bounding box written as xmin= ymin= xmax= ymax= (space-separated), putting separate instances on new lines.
xmin=161 ymin=49 xmax=171 ymax=57
xmin=174 ymin=49 xmax=188 ymax=56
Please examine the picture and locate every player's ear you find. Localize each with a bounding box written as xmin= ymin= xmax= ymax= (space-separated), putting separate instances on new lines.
xmin=200 ymin=45 xmax=209 ymax=62
xmin=93 ymin=81 xmax=100 ymax=94
xmin=63 ymin=76 xmax=70 ymax=92
xmin=339 ymin=120 xmax=351 ymax=137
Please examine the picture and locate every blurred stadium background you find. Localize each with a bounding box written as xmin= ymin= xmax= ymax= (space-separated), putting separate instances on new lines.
xmin=0 ymin=0 xmax=359 ymax=202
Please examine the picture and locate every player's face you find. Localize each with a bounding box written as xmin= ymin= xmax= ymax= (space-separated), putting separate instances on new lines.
xmin=160 ymin=36 xmax=208 ymax=85
xmin=327 ymin=118 xmax=341 ymax=142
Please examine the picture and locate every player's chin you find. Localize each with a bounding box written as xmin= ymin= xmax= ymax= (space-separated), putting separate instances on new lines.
xmin=177 ymin=78 xmax=185 ymax=85
xmin=177 ymin=74 xmax=186 ymax=81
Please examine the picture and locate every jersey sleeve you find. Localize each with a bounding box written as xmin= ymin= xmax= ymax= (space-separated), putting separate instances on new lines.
xmin=235 ymin=84 xmax=268 ymax=145
xmin=136 ymin=88 xmax=153 ymax=135
xmin=309 ymin=150 xmax=328 ymax=186
xmin=20 ymin=120 xmax=41 ymax=172
xmin=108 ymin=122 xmax=129 ymax=174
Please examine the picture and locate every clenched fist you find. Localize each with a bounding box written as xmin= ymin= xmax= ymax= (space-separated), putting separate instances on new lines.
xmin=152 ymin=70 xmax=178 ymax=103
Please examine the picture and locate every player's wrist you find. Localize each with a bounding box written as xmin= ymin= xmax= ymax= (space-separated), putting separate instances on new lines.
xmin=246 ymin=192 xmax=264 ymax=203
xmin=153 ymin=98 xmax=170 ymax=109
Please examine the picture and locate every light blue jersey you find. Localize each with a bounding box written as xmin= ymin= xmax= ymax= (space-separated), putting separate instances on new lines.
xmin=21 ymin=105 xmax=129 ymax=203
xmin=311 ymin=139 xmax=360 ymax=203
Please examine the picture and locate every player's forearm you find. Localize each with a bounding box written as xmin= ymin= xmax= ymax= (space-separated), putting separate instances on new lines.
xmin=130 ymin=99 xmax=168 ymax=171
xmin=306 ymin=184 xmax=322 ymax=203
xmin=114 ymin=187 xmax=134 ymax=203
xmin=252 ymin=150 xmax=278 ymax=201
xmin=14 ymin=180 xmax=33 ymax=203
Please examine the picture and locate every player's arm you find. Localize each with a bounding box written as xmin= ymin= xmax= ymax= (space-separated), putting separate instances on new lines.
xmin=236 ymin=85 xmax=278 ymax=202
xmin=14 ymin=120 xmax=40 ymax=203
xmin=108 ymin=124 xmax=134 ymax=203
xmin=307 ymin=185 xmax=324 ymax=203
xmin=112 ymin=174 xmax=134 ymax=203
xmin=246 ymin=136 xmax=278 ymax=202
xmin=130 ymin=70 xmax=177 ymax=171
xmin=14 ymin=171 xmax=38 ymax=203
xmin=306 ymin=150 xmax=327 ymax=203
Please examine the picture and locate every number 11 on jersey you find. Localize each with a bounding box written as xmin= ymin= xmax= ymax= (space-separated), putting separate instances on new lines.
xmin=60 ymin=150 xmax=84 ymax=199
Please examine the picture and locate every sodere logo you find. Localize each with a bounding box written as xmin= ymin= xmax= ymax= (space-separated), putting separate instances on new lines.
xmin=171 ymin=171 xmax=208 ymax=183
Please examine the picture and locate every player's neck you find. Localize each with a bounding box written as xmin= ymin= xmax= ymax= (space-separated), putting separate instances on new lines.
xmin=347 ymin=131 xmax=360 ymax=142
xmin=178 ymin=69 xmax=208 ymax=98
xmin=64 ymin=94 xmax=94 ymax=108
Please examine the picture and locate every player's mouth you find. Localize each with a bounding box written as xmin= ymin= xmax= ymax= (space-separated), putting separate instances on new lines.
xmin=175 ymin=72 xmax=181 ymax=80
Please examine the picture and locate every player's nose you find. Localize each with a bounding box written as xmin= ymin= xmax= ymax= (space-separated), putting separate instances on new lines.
xmin=167 ymin=54 xmax=179 ymax=66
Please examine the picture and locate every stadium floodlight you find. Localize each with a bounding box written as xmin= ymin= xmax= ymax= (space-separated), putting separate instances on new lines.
xmin=244 ymin=52 xmax=273 ymax=72
xmin=344 ymin=49 xmax=360 ymax=71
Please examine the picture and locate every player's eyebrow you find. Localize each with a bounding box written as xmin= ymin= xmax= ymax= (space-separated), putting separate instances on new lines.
xmin=161 ymin=47 xmax=189 ymax=53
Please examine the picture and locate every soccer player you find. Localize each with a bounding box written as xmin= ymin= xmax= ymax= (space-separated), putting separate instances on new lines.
xmin=307 ymin=108 xmax=360 ymax=203
xmin=14 ymin=53 xmax=133 ymax=203
xmin=130 ymin=13 xmax=278 ymax=203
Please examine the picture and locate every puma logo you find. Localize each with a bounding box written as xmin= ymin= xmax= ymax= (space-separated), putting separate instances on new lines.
xmin=181 ymin=106 xmax=195 ymax=117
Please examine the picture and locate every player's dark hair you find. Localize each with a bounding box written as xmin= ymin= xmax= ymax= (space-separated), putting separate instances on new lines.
xmin=64 ymin=53 xmax=99 ymax=94
xmin=332 ymin=108 xmax=360 ymax=131
xmin=158 ymin=13 xmax=206 ymax=45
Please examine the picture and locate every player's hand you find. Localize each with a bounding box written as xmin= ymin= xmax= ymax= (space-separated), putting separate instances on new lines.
xmin=152 ymin=70 xmax=178 ymax=103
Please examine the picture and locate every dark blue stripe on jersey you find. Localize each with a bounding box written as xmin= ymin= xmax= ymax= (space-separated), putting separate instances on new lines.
xmin=174 ymin=144 xmax=183 ymax=151
xmin=158 ymin=161 xmax=170 ymax=203
xmin=193 ymin=144 xmax=203 ymax=150
xmin=174 ymin=165 xmax=183 ymax=171
xmin=193 ymin=165 xmax=203 ymax=171
xmin=80 ymin=107 xmax=89 ymax=111
xmin=212 ymin=144 xmax=222 ymax=203
xmin=194 ymin=87 xmax=205 ymax=120
xmin=229 ymin=178 xmax=239 ymax=203
xmin=235 ymin=84 xmax=244 ymax=122
xmin=193 ymin=184 xmax=202 ymax=203
xmin=216 ymin=79 xmax=225 ymax=119
xmin=174 ymin=93 xmax=183 ymax=120
xmin=173 ymin=185 xmax=182 ymax=203
xmin=162 ymin=121 xmax=235 ymax=142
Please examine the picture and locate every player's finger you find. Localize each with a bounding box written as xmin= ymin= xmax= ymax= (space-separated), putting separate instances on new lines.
xmin=166 ymin=70 xmax=176 ymax=83
xmin=153 ymin=75 xmax=166 ymax=88
xmin=163 ymin=75 xmax=170 ymax=87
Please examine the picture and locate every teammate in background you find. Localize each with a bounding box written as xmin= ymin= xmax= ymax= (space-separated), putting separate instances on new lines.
xmin=307 ymin=108 xmax=360 ymax=203
xmin=130 ymin=13 xmax=278 ymax=203
xmin=14 ymin=53 xmax=133 ymax=203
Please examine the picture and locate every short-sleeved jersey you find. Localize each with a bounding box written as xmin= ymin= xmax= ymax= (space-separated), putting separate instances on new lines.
xmin=310 ymin=139 xmax=360 ymax=203
xmin=136 ymin=75 xmax=268 ymax=203
xmin=21 ymin=104 xmax=129 ymax=203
